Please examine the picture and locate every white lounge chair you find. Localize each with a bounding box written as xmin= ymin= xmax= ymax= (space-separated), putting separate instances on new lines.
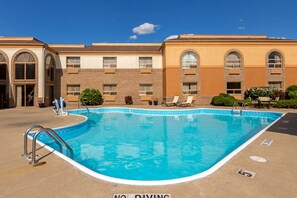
xmin=178 ymin=96 xmax=193 ymax=107
xmin=165 ymin=96 xmax=179 ymax=106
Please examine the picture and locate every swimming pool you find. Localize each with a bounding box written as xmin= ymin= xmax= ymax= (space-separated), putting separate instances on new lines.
xmin=35 ymin=108 xmax=282 ymax=185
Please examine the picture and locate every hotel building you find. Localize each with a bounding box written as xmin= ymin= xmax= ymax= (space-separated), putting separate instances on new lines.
xmin=1 ymin=34 xmax=297 ymax=108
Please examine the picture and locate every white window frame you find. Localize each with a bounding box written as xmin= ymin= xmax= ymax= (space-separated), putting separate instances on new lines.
xmin=139 ymin=84 xmax=153 ymax=95
xmin=66 ymin=57 xmax=80 ymax=68
xmin=182 ymin=82 xmax=198 ymax=95
xmin=226 ymin=82 xmax=241 ymax=94
xmin=103 ymin=84 xmax=117 ymax=95
xmin=103 ymin=57 xmax=117 ymax=68
xmin=182 ymin=52 xmax=197 ymax=69
xmin=139 ymin=57 xmax=152 ymax=68
xmin=66 ymin=85 xmax=80 ymax=95
xmin=226 ymin=52 xmax=241 ymax=69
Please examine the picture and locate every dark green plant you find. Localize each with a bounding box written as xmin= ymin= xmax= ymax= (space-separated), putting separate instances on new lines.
xmin=211 ymin=93 xmax=237 ymax=106
xmin=79 ymin=88 xmax=103 ymax=105
xmin=273 ymin=99 xmax=297 ymax=109
xmin=288 ymin=90 xmax=297 ymax=100
xmin=286 ymin=85 xmax=297 ymax=92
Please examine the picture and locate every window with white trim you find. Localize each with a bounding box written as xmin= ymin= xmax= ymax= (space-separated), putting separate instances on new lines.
xmin=66 ymin=85 xmax=80 ymax=95
xmin=227 ymin=82 xmax=241 ymax=94
xmin=103 ymin=57 xmax=117 ymax=68
xmin=182 ymin=82 xmax=198 ymax=95
xmin=139 ymin=84 xmax=153 ymax=95
xmin=103 ymin=84 xmax=117 ymax=95
xmin=226 ymin=52 xmax=241 ymax=69
xmin=182 ymin=52 xmax=197 ymax=69
xmin=15 ymin=52 xmax=36 ymax=80
xmin=268 ymin=82 xmax=282 ymax=89
xmin=139 ymin=57 xmax=152 ymax=68
xmin=268 ymin=51 xmax=282 ymax=68
xmin=66 ymin=57 xmax=80 ymax=68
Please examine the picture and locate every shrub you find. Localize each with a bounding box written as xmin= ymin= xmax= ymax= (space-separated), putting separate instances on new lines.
xmin=271 ymin=89 xmax=286 ymax=100
xmin=273 ymin=99 xmax=297 ymax=109
xmin=288 ymin=90 xmax=297 ymax=100
xmin=125 ymin=96 xmax=133 ymax=105
xmin=211 ymin=93 xmax=237 ymax=106
xmin=79 ymin=88 xmax=103 ymax=105
xmin=286 ymin=85 xmax=297 ymax=93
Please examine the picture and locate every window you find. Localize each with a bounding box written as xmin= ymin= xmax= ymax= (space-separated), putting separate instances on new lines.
xmin=268 ymin=51 xmax=282 ymax=68
xmin=66 ymin=57 xmax=80 ymax=68
xmin=103 ymin=57 xmax=117 ymax=68
xmin=269 ymin=82 xmax=282 ymax=89
xmin=139 ymin=84 xmax=153 ymax=95
xmin=66 ymin=85 xmax=80 ymax=95
xmin=182 ymin=52 xmax=197 ymax=69
xmin=0 ymin=54 xmax=7 ymax=80
xmin=139 ymin=57 xmax=152 ymax=68
xmin=227 ymin=82 xmax=241 ymax=94
xmin=103 ymin=84 xmax=117 ymax=95
xmin=183 ymin=82 xmax=198 ymax=95
xmin=14 ymin=52 xmax=36 ymax=80
xmin=45 ymin=55 xmax=55 ymax=81
xmin=226 ymin=52 xmax=241 ymax=69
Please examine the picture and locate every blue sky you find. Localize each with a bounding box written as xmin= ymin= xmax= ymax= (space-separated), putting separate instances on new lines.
xmin=0 ymin=0 xmax=297 ymax=44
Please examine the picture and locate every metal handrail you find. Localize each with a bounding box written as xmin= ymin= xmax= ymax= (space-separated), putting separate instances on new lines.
xmin=78 ymin=96 xmax=89 ymax=112
xmin=31 ymin=128 xmax=63 ymax=165
xmin=23 ymin=125 xmax=74 ymax=165
xmin=44 ymin=128 xmax=73 ymax=159
xmin=22 ymin=125 xmax=45 ymax=157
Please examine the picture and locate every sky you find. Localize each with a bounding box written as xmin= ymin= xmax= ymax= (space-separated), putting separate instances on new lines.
xmin=0 ymin=0 xmax=297 ymax=45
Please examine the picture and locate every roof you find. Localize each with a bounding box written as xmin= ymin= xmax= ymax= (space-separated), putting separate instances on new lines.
xmin=50 ymin=43 xmax=162 ymax=53
xmin=0 ymin=37 xmax=46 ymax=46
xmin=165 ymin=34 xmax=294 ymax=42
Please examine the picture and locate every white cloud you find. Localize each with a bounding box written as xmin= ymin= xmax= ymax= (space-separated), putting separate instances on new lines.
xmin=238 ymin=26 xmax=245 ymax=30
xmin=129 ymin=35 xmax=137 ymax=40
xmin=132 ymin=22 xmax=159 ymax=35
xmin=165 ymin=35 xmax=179 ymax=40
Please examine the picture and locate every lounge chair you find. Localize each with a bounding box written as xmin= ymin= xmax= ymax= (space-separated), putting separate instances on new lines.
xmin=177 ymin=96 xmax=193 ymax=107
xmin=165 ymin=96 xmax=179 ymax=106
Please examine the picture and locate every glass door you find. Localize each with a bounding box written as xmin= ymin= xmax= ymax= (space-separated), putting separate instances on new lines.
xmin=16 ymin=84 xmax=35 ymax=107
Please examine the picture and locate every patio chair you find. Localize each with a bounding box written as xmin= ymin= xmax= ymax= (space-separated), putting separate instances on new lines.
xmin=177 ymin=96 xmax=193 ymax=107
xmin=165 ymin=96 xmax=179 ymax=106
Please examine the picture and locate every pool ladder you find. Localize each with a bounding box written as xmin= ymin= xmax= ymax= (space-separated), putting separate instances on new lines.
xmin=22 ymin=125 xmax=73 ymax=165
xmin=78 ymin=96 xmax=89 ymax=113
xmin=232 ymin=102 xmax=246 ymax=115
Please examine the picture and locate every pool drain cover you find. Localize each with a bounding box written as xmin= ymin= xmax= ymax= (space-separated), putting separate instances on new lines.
xmin=261 ymin=139 xmax=273 ymax=146
xmin=237 ymin=168 xmax=256 ymax=178
xmin=250 ymin=156 xmax=267 ymax=163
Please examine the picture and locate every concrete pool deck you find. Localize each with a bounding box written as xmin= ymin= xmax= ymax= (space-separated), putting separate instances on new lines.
xmin=0 ymin=105 xmax=297 ymax=198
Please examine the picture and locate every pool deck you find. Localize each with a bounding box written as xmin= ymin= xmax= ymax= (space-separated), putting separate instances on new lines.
xmin=0 ymin=105 xmax=297 ymax=198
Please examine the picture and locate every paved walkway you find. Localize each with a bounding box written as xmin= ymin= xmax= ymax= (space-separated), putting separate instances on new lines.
xmin=0 ymin=106 xmax=297 ymax=198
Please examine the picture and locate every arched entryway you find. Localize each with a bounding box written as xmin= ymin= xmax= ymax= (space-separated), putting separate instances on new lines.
xmin=0 ymin=52 xmax=8 ymax=108
xmin=45 ymin=54 xmax=56 ymax=106
xmin=12 ymin=51 xmax=38 ymax=107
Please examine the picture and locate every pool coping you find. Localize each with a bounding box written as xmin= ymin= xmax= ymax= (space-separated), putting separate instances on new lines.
xmin=31 ymin=107 xmax=285 ymax=186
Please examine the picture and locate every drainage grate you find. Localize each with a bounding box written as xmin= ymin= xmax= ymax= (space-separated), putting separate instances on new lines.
xmin=237 ymin=168 xmax=256 ymax=178
xmin=261 ymin=139 xmax=273 ymax=146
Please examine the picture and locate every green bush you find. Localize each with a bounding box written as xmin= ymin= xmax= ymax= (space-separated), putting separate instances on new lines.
xmin=273 ymin=99 xmax=297 ymax=109
xmin=211 ymin=93 xmax=237 ymax=106
xmin=79 ymin=88 xmax=103 ymax=105
xmin=286 ymin=85 xmax=297 ymax=92
xmin=288 ymin=90 xmax=297 ymax=100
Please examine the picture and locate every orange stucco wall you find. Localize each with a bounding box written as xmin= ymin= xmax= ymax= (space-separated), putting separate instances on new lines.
xmin=164 ymin=67 xmax=180 ymax=96
xmin=200 ymin=67 xmax=225 ymax=96
xmin=244 ymin=67 xmax=266 ymax=88
xmin=286 ymin=67 xmax=297 ymax=87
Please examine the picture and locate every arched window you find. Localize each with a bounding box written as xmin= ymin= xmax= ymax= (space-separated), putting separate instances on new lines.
xmin=268 ymin=51 xmax=282 ymax=68
xmin=226 ymin=52 xmax=241 ymax=69
xmin=15 ymin=52 xmax=36 ymax=80
xmin=182 ymin=52 xmax=197 ymax=69
xmin=0 ymin=53 xmax=7 ymax=80
xmin=45 ymin=55 xmax=55 ymax=81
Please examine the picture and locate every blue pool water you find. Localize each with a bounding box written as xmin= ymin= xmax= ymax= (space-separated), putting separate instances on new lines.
xmin=36 ymin=108 xmax=281 ymax=182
